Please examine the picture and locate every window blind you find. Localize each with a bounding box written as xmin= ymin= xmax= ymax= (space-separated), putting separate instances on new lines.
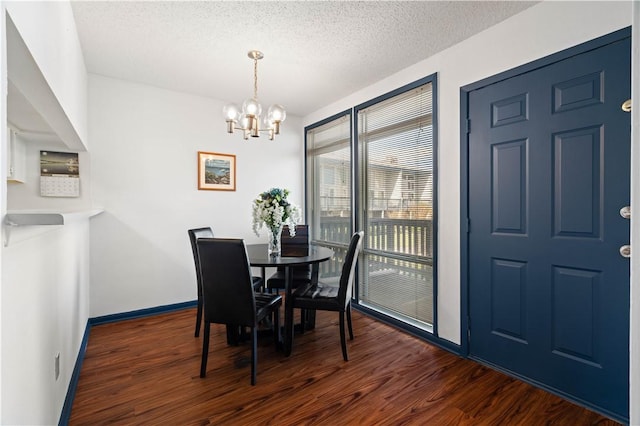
xmin=356 ymin=82 xmax=435 ymax=328
xmin=306 ymin=113 xmax=352 ymax=250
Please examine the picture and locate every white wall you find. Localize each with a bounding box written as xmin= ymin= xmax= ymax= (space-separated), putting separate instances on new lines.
xmin=303 ymin=0 xmax=632 ymax=346
xmin=88 ymin=75 xmax=304 ymax=317
xmin=7 ymin=141 xmax=91 ymax=211
xmin=1 ymin=1 xmax=91 ymax=424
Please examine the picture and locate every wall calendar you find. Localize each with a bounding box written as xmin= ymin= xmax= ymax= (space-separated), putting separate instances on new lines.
xmin=40 ymin=151 xmax=80 ymax=197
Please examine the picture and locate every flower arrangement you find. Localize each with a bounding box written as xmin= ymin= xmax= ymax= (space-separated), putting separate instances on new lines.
xmin=252 ymin=188 xmax=301 ymax=242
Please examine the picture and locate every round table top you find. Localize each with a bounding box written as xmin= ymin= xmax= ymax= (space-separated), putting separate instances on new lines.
xmin=246 ymin=244 xmax=333 ymax=267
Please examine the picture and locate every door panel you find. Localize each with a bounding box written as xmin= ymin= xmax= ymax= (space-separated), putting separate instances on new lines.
xmin=468 ymin=36 xmax=630 ymax=419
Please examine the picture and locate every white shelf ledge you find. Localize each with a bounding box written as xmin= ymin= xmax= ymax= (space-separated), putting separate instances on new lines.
xmin=5 ymin=212 xmax=64 ymax=226
xmin=5 ymin=209 xmax=104 ymax=226
xmin=3 ymin=209 xmax=104 ymax=246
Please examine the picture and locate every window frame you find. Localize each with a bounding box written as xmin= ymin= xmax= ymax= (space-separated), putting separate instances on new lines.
xmin=304 ymin=108 xmax=354 ymax=245
xmin=353 ymin=73 xmax=439 ymax=338
xmin=304 ymin=73 xmax=443 ymax=345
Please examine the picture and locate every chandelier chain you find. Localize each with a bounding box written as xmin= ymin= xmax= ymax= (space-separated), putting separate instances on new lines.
xmin=253 ymin=58 xmax=258 ymax=100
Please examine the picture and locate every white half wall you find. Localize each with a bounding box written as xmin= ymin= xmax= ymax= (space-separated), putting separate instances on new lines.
xmin=303 ymin=0 xmax=632 ymax=347
xmin=1 ymin=216 xmax=91 ymax=425
xmin=88 ymin=75 xmax=304 ymax=317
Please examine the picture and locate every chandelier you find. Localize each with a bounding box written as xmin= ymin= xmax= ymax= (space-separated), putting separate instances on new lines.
xmin=223 ymin=50 xmax=286 ymax=140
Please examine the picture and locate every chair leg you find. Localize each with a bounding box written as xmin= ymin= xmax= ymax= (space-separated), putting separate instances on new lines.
xmin=305 ymin=309 xmax=317 ymax=330
xmin=226 ymin=325 xmax=240 ymax=345
xmin=339 ymin=311 xmax=348 ymax=361
xmin=346 ymin=304 xmax=354 ymax=340
xmin=284 ymin=295 xmax=294 ymax=357
xmin=195 ymin=295 xmax=203 ymax=337
xmin=273 ymin=307 xmax=281 ymax=350
xmin=200 ymin=322 xmax=210 ymax=378
xmin=251 ymin=327 xmax=257 ymax=386
xmin=299 ymin=309 xmax=306 ymax=334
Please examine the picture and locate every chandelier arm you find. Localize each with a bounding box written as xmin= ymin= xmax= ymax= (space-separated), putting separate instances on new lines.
xmin=233 ymin=123 xmax=273 ymax=134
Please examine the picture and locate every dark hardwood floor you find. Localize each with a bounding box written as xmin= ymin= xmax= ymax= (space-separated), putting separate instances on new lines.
xmin=69 ymin=307 xmax=620 ymax=425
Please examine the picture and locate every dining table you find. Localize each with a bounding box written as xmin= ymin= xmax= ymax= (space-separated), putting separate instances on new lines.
xmin=246 ymin=243 xmax=334 ymax=356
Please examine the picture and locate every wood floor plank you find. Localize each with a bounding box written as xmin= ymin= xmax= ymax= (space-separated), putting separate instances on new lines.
xmin=69 ymin=308 xmax=621 ymax=425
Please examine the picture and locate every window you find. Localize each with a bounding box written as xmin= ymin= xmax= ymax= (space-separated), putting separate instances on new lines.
xmin=305 ymin=74 xmax=437 ymax=334
xmin=305 ymin=111 xmax=352 ymax=279
xmin=355 ymin=76 xmax=436 ymax=330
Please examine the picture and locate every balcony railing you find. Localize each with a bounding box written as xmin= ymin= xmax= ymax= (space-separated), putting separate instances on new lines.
xmin=319 ymin=195 xmax=431 ymax=212
xmin=315 ymin=215 xmax=434 ymax=326
xmin=315 ymin=216 xmax=432 ymax=277
xmin=317 ymin=216 xmax=432 ymax=254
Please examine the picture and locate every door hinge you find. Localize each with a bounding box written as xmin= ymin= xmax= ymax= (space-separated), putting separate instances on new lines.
xmin=465 ymin=118 xmax=471 ymax=134
xmin=466 ymin=218 xmax=470 ymax=233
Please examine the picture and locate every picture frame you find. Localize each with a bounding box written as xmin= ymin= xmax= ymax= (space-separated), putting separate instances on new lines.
xmin=197 ymin=151 xmax=236 ymax=191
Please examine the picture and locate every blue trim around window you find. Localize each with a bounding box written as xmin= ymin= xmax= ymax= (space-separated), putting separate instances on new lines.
xmin=431 ymin=75 xmax=439 ymax=339
xmin=353 ymin=74 xmax=440 ymax=341
xmin=316 ymin=73 xmax=452 ymax=353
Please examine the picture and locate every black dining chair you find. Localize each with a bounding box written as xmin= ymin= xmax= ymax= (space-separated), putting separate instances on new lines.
xmin=188 ymin=227 xmax=214 ymax=337
xmin=189 ymin=227 xmax=263 ymax=337
xmin=290 ymin=231 xmax=364 ymax=361
xmin=197 ymin=237 xmax=282 ymax=385
xmin=266 ymin=225 xmax=312 ymax=292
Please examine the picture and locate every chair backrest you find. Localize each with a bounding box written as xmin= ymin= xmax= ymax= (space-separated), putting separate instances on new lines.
xmin=280 ymin=224 xmax=309 ymax=257
xmin=196 ymin=238 xmax=257 ymax=327
xmin=188 ymin=227 xmax=214 ymax=284
xmin=338 ymin=231 xmax=364 ymax=309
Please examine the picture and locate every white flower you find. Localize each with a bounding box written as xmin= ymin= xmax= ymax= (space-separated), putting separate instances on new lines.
xmin=252 ymin=188 xmax=301 ymax=237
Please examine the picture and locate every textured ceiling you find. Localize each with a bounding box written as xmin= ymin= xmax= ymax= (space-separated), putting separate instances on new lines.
xmin=70 ymin=1 xmax=537 ymax=118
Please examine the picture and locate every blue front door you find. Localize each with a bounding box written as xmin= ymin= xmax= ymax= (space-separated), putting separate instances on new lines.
xmin=467 ymin=33 xmax=631 ymax=420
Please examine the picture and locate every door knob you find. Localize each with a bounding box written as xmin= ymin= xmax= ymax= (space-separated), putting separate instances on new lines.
xmin=620 ymin=245 xmax=631 ymax=258
xmin=620 ymin=206 xmax=631 ymax=219
xmin=622 ymin=99 xmax=631 ymax=112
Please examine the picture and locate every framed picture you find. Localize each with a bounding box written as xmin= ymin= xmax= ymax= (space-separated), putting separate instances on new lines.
xmin=198 ymin=151 xmax=236 ymax=191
